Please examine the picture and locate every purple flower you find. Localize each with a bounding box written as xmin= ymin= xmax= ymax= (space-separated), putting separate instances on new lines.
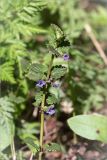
xmin=63 ymin=54 xmax=69 ymax=61
xmin=36 ymin=80 xmax=46 ymax=88
xmin=45 ymin=105 xmax=55 ymax=115
xmin=52 ymin=82 xmax=59 ymax=88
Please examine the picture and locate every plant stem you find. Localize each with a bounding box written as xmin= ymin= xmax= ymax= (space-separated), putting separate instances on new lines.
xmin=11 ymin=140 xmax=16 ymax=160
xmin=73 ymin=112 xmax=77 ymax=144
xmin=38 ymin=55 xmax=54 ymax=160
xmin=40 ymin=94 xmax=45 ymax=150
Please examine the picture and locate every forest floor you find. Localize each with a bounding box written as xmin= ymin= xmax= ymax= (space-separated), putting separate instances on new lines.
xmin=43 ymin=105 xmax=107 ymax=160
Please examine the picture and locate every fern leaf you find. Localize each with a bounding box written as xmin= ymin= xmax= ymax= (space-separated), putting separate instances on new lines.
xmin=0 ymin=97 xmax=15 ymax=151
xmin=0 ymin=62 xmax=15 ymax=83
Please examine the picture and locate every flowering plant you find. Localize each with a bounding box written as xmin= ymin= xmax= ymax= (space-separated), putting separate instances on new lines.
xmin=26 ymin=24 xmax=70 ymax=159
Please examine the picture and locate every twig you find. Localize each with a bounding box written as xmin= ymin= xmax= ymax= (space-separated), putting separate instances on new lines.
xmin=84 ymin=23 xmax=107 ymax=65
xmin=20 ymin=145 xmax=28 ymax=151
xmin=29 ymin=153 xmax=33 ymax=160
xmin=44 ymin=128 xmax=56 ymax=141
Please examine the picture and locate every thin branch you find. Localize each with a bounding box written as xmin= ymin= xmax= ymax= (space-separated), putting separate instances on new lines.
xmin=44 ymin=128 xmax=56 ymax=141
xmin=84 ymin=23 xmax=107 ymax=65
xmin=29 ymin=153 xmax=33 ymax=160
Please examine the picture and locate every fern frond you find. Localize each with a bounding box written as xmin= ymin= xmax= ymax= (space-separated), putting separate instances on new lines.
xmin=0 ymin=62 xmax=15 ymax=83
xmin=0 ymin=97 xmax=15 ymax=151
xmin=0 ymin=0 xmax=47 ymax=40
xmin=0 ymin=97 xmax=15 ymax=119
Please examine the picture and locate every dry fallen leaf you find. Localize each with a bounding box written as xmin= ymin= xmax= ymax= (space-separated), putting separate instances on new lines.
xmin=61 ymin=100 xmax=73 ymax=114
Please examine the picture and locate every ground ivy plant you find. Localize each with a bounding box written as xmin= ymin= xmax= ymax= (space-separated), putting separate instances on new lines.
xmin=25 ymin=23 xmax=107 ymax=160
xmin=26 ymin=24 xmax=70 ymax=159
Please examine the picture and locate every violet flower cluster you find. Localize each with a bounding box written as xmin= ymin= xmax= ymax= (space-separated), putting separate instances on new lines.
xmin=45 ymin=105 xmax=55 ymax=115
xmin=36 ymin=53 xmax=69 ymax=115
xmin=63 ymin=54 xmax=69 ymax=61
xmin=36 ymin=80 xmax=46 ymax=88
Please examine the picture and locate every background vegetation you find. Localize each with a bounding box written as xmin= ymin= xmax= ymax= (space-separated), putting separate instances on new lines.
xmin=0 ymin=0 xmax=107 ymax=159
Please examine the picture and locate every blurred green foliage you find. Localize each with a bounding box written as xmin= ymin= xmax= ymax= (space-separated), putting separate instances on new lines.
xmin=0 ymin=0 xmax=107 ymax=158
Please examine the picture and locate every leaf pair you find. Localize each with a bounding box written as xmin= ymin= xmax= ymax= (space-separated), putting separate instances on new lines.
xmin=24 ymin=137 xmax=61 ymax=153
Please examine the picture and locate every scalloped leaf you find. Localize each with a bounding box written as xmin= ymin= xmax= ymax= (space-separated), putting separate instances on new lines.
xmin=51 ymin=24 xmax=70 ymax=47
xmin=46 ymin=94 xmax=58 ymax=105
xmin=44 ymin=143 xmax=61 ymax=152
xmin=34 ymin=91 xmax=43 ymax=107
xmin=20 ymin=57 xmax=30 ymax=73
xmin=27 ymin=63 xmax=47 ymax=81
xmin=48 ymin=46 xmax=60 ymax=57
xmin=51 ymin=65 xmax=67 ymax=79
xmin=24 ymin=137 xmax=40 ymax=153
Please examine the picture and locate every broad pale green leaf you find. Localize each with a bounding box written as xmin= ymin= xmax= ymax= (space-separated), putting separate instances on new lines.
xmin=0 ymin=152 xmax=8 ymax=160
xmin=51 ymin=66 xmax=67 ymax=79
xmin=0 ymin=119 xmax=15 ymax=151
xmin=44 ymin=143 xmax=61 ymax=152
xmin=67 ymin=114 xmax=107 ymax=142
xmin=0 ymin=97 xmax=15 ymax=151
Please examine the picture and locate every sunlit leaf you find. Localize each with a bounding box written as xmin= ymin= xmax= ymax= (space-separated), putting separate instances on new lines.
xmin=67 ymin=114 xmax=107 ymax=142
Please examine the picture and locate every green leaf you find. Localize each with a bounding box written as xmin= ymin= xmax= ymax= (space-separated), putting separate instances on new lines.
xmin=9 ymin=93 xmax=25 ymax=104
xmin=27 ymin=63 xmax=47 ymax=81
xmin=67 ymin=114 xmax=107 ymax=142
xmin=0 ymin=62 xmax=15 ymax=83
xmin=0 ymin=152 xmax=8 ymax=160
xmin=20 ymin=57 xmax=30 ymax=73
xmin=34 ymin=91 xmax=43 ymax=106
xmin=51 ymin=65 xmax=67 ymax=79
xmin=48 ymin=46 xmax=60 ymax=57
xmin=46 ymin=94 xmax=58 ymax=105
xmin=44 ymin=143 xmax=61 ymax=152
xmin=51 ymin=24 xmax=70 ymax=47
xmin=51 ymin=24 xmax=64 ymax=40
xmin=0 ymin=119 xmax=15 ymax=151
xmin=0 ymin=97 xmax=15 ymax=151
xmin=0 ymin=97 xmax=15 ymax=119
xmin=24 ymin=137 xmax=40 ymax=153
xmin=17 ymin=122 xmax=40 ymax=139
